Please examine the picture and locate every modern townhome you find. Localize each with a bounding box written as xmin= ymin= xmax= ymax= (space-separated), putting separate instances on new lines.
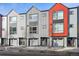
xmin=0 ymin=3 xmax=79 ymax=48
xmin=6 ymin=10 xmax=27 ymax=46
xmin=26 ymin=6 xmax=49 ymax=47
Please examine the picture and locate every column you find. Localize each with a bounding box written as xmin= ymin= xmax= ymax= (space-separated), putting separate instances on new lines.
xmin=64 ymin=37 xmax=67 ymax=48
xmin=47 ymin=37 xmax=52 ymax=48
xmin=26 ymin=38 xmax=29 ymax=47
xmin=17 ymin=38 xmax=19 ymax=47
xmin=7 ymin=37 xmax=9 ymax=46
xmin=74 ymin=38 xmax=77 ymax=48
xmin=0 ymin=38 xmax=1 ymax=46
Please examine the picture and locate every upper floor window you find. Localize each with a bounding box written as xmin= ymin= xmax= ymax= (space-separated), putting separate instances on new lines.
xmin=29 ymin=27 xmax=37 ymax=33
xmin=10 ymin=26 xmax=17 ymax=34
xmin=53 ymin=23 xmax=64 ymax=33
xmin=10 ymin=17 xmax=17 ymax=23
xmin=53 ymin=11 xmax=64 ymax=20
xmin=42 ymin=25 xmax=46 ymax=29
xmin=69 ymin=11 xmax=74 ymax=15
xmin=42 ymin=13 xmax=47 ymax=17
xmin=69 ymin=24 xmax=73 ymax=28
xmin=29 ymin=14 xmax=38 ymax=22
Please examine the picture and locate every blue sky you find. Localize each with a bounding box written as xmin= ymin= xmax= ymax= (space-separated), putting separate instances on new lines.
xmin=0 ymin=3 xmax=79 ymax=15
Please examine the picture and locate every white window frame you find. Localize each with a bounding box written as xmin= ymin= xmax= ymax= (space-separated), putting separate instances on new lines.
xmin=53 ymin=23 xmax=64 ymax=33
xmin=9 ymin=16 xmax=17 ymax=23
xmin=53 ymin=10 xmax=64 ymax=20
xmin=29 ymin=14 xmax=38 ymax=22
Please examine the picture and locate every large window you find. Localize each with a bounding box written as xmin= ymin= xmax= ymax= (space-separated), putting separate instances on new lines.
xmin=29 ymin=14 xmax=38 ymax=22
xmin=10 ymin=27 xmax=17 ymax=34
xmin=10 ymin=17 xmax=17 ymax=23
xmin=53 ymin=23 xmax=64 ymax=33
xmin=53 ymin=11 xmax=64 ymax=20
xmin=29 ymin=27 xmax=37 ymax=33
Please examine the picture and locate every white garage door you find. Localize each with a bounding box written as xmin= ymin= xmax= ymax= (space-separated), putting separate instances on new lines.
xmin=30 ymin=39 xmax=38 ymax=46
xmin=10 ymin=39 xmax=17 ymax=46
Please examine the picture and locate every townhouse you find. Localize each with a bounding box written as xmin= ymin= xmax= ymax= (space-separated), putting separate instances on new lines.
xmin=26 ymin=6 xmax=49 ymax=47
xmin=0 ymin=3 xmax=79 ymax=48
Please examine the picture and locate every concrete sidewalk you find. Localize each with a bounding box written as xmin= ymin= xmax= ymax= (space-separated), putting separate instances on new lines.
xmin=23 ymin=47 xmax=76 ymax=52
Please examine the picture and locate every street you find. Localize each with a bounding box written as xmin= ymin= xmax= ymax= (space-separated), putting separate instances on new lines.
xmin=0 ymin=47 xmax=79 ymax=56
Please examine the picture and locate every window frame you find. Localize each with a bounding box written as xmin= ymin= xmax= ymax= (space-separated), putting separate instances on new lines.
xmin=29 ymin=13 xmax=38 ymax=22
xmin=53 ymin=23 xmax=64 ymax=33
xmin=53 ymin=10 xmax=64 ymax=20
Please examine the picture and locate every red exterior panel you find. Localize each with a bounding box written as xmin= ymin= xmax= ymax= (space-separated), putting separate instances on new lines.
xmin=49 ymin=3 xmax=69 ymax=37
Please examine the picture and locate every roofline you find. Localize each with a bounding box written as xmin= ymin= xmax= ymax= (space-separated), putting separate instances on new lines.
xmin=49 ymin=3 xmax=69 ymax=10
xmin=19 ymin=13 xmax=26 ymax=15
xmin=40 ymin=10 xmax=49 ymax=12
xmin=68 ymin=6 xmax=79 ymax=9
xmin=26 ymin=6 xmax=40 ymax=14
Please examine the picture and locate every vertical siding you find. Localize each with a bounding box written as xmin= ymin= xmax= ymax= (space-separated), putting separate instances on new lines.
xmin=69 ymin=8 xmax=77 ymax=37
xmin=0 ymin=15 xmax=2 ymax=37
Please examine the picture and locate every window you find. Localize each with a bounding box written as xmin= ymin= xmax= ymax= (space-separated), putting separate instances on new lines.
xmin=29 ymin=27 xmax=37 ymax=33
xmin=29 ymin=14 xmax=38 ymax=22
xmin=53 ymin=11 xmax=64 ymax=20
xmin=42 ymin=13 xmax=47 ymax=17
xmin=58 ymin=11 xmax=63 ymax=19
xmin=10 ymin=27 xmax=17 ymax=34
xmin=53 ymin=23 xmax=64 ymax=33
xmin=10 ymin=17 xmax=17 ymax=23
xmin=69 ymin=11 xmax=74 ymax=15
xmin=42 ymin=25 xmax=46 ymax=29
xmin=70 ymin=24 xmax=73 ymax=28
xmin=53 ymin=12 xmax=57 ymax=20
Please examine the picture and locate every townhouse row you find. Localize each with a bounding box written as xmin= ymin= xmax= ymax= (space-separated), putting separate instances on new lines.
xmin=0 ymin=3 xmax=79 ymax=48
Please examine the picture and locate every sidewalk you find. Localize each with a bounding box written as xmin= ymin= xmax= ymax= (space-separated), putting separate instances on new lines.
xmin=23 ymin=47 xmax=77 ymax=52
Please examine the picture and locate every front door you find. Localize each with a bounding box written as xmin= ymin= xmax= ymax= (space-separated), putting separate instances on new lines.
xmin=67 ymin=38 xmax=75 ymax=47
xmin=41 ymin=37 xmax=47 ymax=46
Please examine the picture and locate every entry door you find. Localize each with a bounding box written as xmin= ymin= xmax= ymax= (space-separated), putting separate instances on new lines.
xmin=67 ymin=38 xmax=75 ymax=47
xmin=41 ymin=38 xmax=47 ymax=46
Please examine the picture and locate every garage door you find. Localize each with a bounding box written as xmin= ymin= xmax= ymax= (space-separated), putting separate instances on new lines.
xmin=29 ymin=38 xmax=38 ymax=46
xmin=10 ymin=39 xmax=17 ymax=46
xmin=53 ymin=39 xmax=63 ymax=47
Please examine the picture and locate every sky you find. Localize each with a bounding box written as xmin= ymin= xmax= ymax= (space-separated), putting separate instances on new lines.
xmin=0 ymin=3 xmax=79 ymax=15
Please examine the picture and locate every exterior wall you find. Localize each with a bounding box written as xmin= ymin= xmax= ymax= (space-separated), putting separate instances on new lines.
xmin=0 ymin=15 xmax=2 ymax=38
xmin=7 ymin=10 xmax=19 ymax=38
xmin=0 ymin=15 xmax=2 ymax=46
xmin=49 ymin=3 xmax=69 ymax=37
xmin=2 ymin=16 xmax=8 ymax=38
xmin=69 ymin=8 xmax=77 ymax=37
xmin=26 ymin=7 xmax=41 ymax=46
xmin=26 ymin=7 xmax=40 ymax=39
xmin=8 ymin=10 xmax=26 ymax=39
xmin=39 ymin=11 xmax=49 ymax=37
xmin=17 ymin=14 xmax=26 ymax=38
xmin=7 ymin=10 xmax=26 ymax=46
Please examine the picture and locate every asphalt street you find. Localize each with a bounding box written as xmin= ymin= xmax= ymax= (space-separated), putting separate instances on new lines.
xmin=0 ymin=46 xmax=79 ymax=56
